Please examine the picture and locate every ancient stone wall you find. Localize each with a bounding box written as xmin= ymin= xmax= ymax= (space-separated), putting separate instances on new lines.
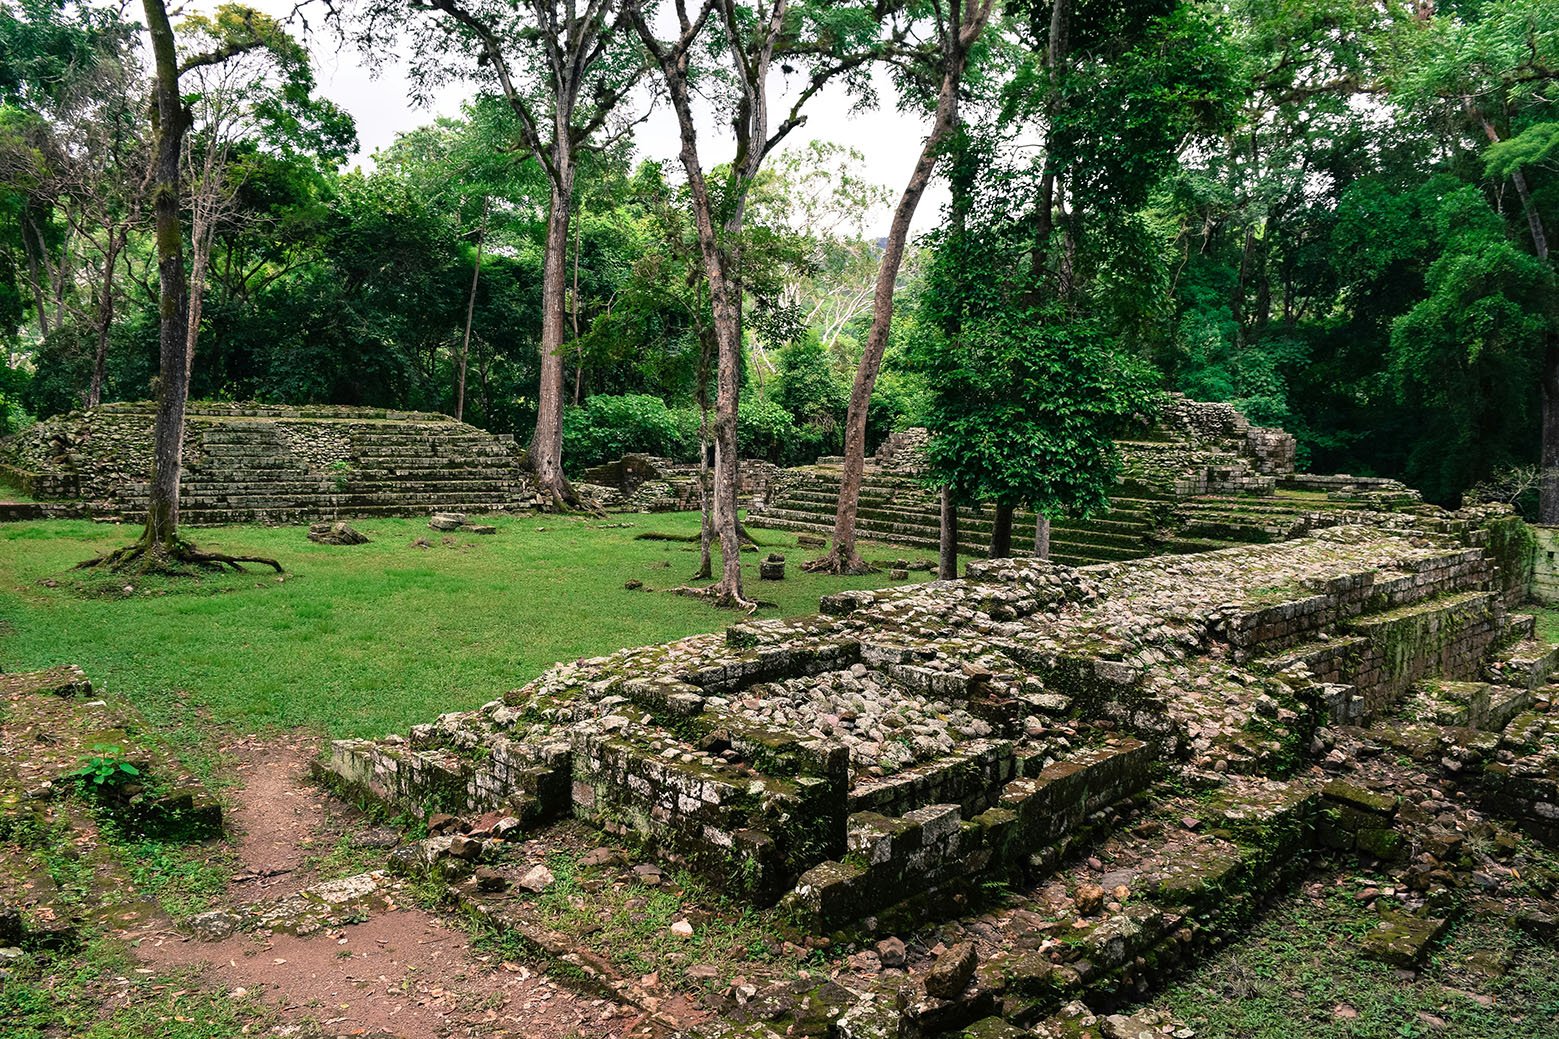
xmin=1530 ymin=526 xmax=1559 ymax=606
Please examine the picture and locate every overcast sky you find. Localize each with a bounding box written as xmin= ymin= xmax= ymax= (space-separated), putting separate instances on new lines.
xmin=232 ymin=1 xmax=949 ymax=235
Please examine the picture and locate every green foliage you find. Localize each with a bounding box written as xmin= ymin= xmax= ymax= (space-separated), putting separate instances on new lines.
xmin=63 ymin=743 xmax=140 ymax=789
xmin=1387 ymin=186 xmax=1554 ymax=501
xmin=914 ymin=309 xmax=1159 ymax=516
xmin=562 ymin=393 xmax=697 ymax=468
xmin=1484 ymin=121 xmax=1559 ymax=179
xmin=736 ymin=394 xmax=801 ymax=464
xmin=772 ymin=335 xmax=847 ymax=432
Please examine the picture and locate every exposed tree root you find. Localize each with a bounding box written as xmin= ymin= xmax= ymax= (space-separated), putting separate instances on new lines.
xmin=531 ymin=469 xmax=608 ymax=518
xmin=672 ymin=584 xmax=758 ymax=614
xmin=803 ymin=550 xmax=877 ymax=576
xmin=76 ymin=538 xmax=283 ymax=575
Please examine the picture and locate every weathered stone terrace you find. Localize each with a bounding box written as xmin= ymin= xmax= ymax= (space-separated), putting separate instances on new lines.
xmin=326 ymin=514 xmax=1526 ymax=923
xmin=1 ymin=402 xmax=539 ymax=524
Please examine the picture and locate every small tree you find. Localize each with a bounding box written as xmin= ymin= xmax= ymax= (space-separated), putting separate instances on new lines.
xmin=913 ymin=309 xmax=1156 ymax=566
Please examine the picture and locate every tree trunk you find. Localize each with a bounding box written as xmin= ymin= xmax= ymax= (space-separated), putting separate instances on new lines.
xmin=990 ymin=502 xmax=1014 ymax=559
xmin=456 ymin=197 xmax=487 ymax=422
xmin=88 ymin=233 xmax=122 ymax=408
xmin=21 ymin=210 xmax=51 ymax=339
xmin=939 ymin=488 xmax=959 ymax=580
xmin=185 ymin=210 xmax=217 ymax=384
xmin=708 ymin=296 xmax=744 ymax=605
xmin=695 ymin=437 xmax=714 ymax=580
xmin=570 ymin=195 xmax=583 ymax=405
xmin=1541 ymin=337 xmax=1559 ymax=525
xmin=140 ymin=0 xmax=192 ymax=554
xmin=1472 ymin=106 xmax=1549 ymax=263
xmin=694 ymin=341 xmax=715 ymax=581
xmin=1033 ymin=513 xmax=1051 ymax=560
xmin=1032 ymin=0 xmax=1067 ymax=286
xmin=530 ymin=172 xmax=574 ymax=508
xmin=822 ymin=18 xmax=972 ymax=575
xmin=662 ymin=76 xmax=749 ymax=607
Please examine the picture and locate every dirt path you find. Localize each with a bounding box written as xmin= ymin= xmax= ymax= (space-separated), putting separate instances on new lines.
xmin=134 ymin=731 xmax=648 ymax=1039
xmin=222 ymin=733 xmax=331 ymax=895
xmin=138 ymin=906 xmax=641 ymax=1038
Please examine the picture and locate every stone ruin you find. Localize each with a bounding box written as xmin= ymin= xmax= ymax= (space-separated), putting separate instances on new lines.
xmin=750 ymin=394 xmax=1422 ymax=567
xmin=321 ymin=490 xmax=1559 ymax=1035
xmin=0 ymin=401 xmax=539 ymax=524
xmin=576 ymin=453 xmax=786 ymax=513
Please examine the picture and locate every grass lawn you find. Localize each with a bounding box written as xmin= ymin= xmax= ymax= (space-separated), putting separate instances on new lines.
xmin=0 ymin=512 xmax=935 ymax=739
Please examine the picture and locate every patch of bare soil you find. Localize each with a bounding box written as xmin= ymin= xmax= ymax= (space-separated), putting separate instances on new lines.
xmin=137 ymin=906 xmax=639 ymax=1038
xmin=222 ymin=733 xmax=330 ymax=894
xmin=135 ymin=731 xmax=651 ymax=1038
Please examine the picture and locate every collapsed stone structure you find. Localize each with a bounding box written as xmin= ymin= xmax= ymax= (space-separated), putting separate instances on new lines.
xmin=323 ymin=482 xmax=1558 ymax=1034
xmin=751 ymin=395 xmax=1420 ymax=567
xmin=0 ymin=402 xmax=538 ymax=524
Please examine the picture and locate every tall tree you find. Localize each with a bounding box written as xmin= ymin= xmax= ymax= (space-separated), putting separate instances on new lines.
xmin=360 ymin=0 xmax=649 ymax=508
xmin=626 ymin=0 xmax=886 ymax=607
xmin=815 ymin=0 xmax=997 ymax=575
xmin=85 ymin=3 xmax=298 ymax=572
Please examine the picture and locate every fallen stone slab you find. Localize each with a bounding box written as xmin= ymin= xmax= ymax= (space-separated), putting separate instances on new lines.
xmin=1361 ymin=907 xmax=1447 ymax=967
xmin=308 ymin=521 xmax=369 ymax=545
xmin=189 ymin=870 xmax=402 ymax=940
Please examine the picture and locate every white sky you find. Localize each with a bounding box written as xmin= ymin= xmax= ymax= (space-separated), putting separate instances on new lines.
xmin=238 ymin=1 xmax=949 ymax=235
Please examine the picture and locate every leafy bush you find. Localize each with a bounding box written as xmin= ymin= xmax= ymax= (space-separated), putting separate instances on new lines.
xmin=736 ymin=395 xmax=800 ymax=464
xmin=563 ymin=393 xmax=697 ymax=470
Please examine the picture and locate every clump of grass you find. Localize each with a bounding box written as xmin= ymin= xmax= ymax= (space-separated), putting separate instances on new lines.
xmin=0 ymin=937 xmax=276 ymax=1039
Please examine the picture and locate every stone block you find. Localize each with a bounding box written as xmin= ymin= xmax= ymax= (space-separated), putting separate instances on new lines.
xmin=1361 ymin=909 xmax=1447 ymax=967
xmin=1321 ymin=780 xmax=1398 ymax=817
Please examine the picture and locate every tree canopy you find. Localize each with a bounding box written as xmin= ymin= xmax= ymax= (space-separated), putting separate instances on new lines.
xmin=0 ymin=0 xmax=1554 ymax=518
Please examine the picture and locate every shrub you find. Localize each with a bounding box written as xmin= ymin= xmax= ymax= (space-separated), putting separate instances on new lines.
xmin=737 ymin=395 xmax=800 ymax=464
xmin=563 ymin=393 xmax=696 ymax=470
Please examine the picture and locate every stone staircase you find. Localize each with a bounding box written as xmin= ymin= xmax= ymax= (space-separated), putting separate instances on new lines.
xmin=750 ymin=465 xmax=1391 ymax=568
xmin=2 ymin=402 xmax=538 ymax=525
xmin=754 ymin=467 xmax=1168 ymax=566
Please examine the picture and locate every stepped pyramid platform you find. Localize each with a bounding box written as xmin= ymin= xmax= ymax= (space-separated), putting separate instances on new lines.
xmin=320 ymin=502 xmax=1557 ymax=1037
xmin=0 ymin=402 xmax=539 ymax=525
xmin=748 ymin=396 xmax=1424 ymax=568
